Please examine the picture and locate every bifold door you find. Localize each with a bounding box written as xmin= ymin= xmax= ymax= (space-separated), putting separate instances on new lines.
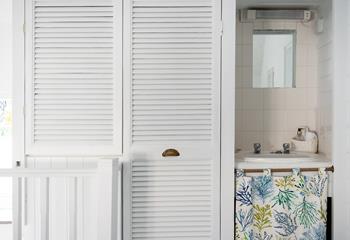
xmin=20 ymin=0 xmax=123 ymax=239
xmin=124 ymin=0 xmax=222 ymax=239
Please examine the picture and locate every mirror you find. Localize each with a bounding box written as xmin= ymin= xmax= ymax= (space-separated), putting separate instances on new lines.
xmin=253 ymin=30 xmax=296 ymax=88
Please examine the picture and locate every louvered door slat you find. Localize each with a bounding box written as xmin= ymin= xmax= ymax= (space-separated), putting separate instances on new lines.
xmin=26 ymin=0 xmax=122 ymax=155
xmin=131 ymin=160 xmax=214 ymax=240
xmin=131 ymin=0 xmax=216 ymax=143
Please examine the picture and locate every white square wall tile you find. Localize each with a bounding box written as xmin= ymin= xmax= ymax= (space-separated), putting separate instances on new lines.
xmin=236 ymin=22 xmax=243 ymax=45
xmin=297 ymin=22 xmax=314 ymax=44
xmin=235 ymin=131 xmax=244 ymax=150
xmin=242 ymin=22 xmax=253 ymax=44
xmin=285 ymin=88 xmax=307 ymax=110
xmin=242 ymin=66 xmax=253 ymax=88
xmin=242 ymin=89 xmax=263 ymax=109
xmin=296 ymin=23 xmax=307 ymax=44
xmin=263 ymin=132 xmax=289 ymax=151
xmin=296 ymin=44 xmax=308 ymax=67
xmin=307 ymin=45 xmax=318 ymax=66
xmin=306 ymin=110 xmax=318 ymax=130
xmin=242 ymin=44 xmax=253 ymax=66
xmin=306 ymin=66 xmax=318 ymax=88
xmin=235 ymin=110 xmax=243 ymax=131
xmin=235 ymin=90 xmax=243 ymax=110
xmin=296 ymin=66 xmax=308 ymax=88
xmin=285 ymin=110 xmax=308 ymax=131
xmin=235 ymin=66 xmax=243 ymax=89
xmin=236 ymin=44 xmax=243 ymax=67
xmin=242 ymin=131 xmax=264 ymax=151
xmin=306 ymin=90 xmax=318 ymax=110
xmin=242 ymin=110 xmax=263 ymax=131
xmin=263 ymin=89 xmax=286 ymax=110
xmin=263 ymin=110 xmax=286 ymax=131
xmin=285 ymin=131 xmax=296 ymax=141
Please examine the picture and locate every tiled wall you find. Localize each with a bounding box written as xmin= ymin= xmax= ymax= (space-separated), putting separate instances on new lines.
xmin=235 ymin=17 xmax=319 ymax=152
xmin=317 ymin=1 xmax=333 ymax=158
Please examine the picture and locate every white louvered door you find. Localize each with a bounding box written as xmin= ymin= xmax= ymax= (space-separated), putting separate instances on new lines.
xmin=25 ymin=0 xmax=122 ymax=155
xmin=124 ymin=0 xmax=222 ymax=239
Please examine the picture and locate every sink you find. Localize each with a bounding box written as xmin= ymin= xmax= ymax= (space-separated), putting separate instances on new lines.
xmin=235 ymin=151 xmax=330 ymax=169
xmin=244 ymin=152 xmax=317 ymax=163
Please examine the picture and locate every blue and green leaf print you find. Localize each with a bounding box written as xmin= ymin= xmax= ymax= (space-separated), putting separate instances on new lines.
xmin=294 ymin=197 xmax=319 ymax=228
xmin=236 ymin=179 xmax=253 ymax=206
xmin=273 ymin=211 xmax=297 ymax=237
xmin=236 ymin=209 xmax=253 ymax=232
xmin=235 ymin=169 xmax=328 ymax=239
xmin=306 ymin=174 xmax=327 ymax=197
xmin=255 ymin=231 xmax=273 ymax=240
xmin=301 ymin=224 xmax=326 ymax=240
xmin=318 ymin=203 xmax=327 ymax=223
xmin=272 ymin=189 xmax=297 ymax=210
xmin=253 ymin=204 xmax=272 ymax=231
xmin=253 ymin=175 xmax=273 ymax=203
xmin=272 ymin=176 xmax=297 ymax=210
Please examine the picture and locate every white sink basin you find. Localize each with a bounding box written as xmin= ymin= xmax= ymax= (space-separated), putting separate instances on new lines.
xmin=244 ymin=152 xmax=317 ymax=163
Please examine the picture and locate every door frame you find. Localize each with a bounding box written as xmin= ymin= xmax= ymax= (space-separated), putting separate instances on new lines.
xmin=220 ymin=0 xmax=236 ymax=239
xmin=333 ymin=0 xmax=349 ymax=238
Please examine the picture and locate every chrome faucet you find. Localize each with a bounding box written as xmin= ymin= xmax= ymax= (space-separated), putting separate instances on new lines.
xmin=253 ymin=143 xmax=261 ymax=154
xmin=283 ymin=143 xmax=290 ymax=154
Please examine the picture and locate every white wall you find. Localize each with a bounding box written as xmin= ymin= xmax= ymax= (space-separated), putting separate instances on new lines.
xmin=235 ymin=17 xmax=319 ymax=152
xmin=333 ymin=0 xmax=350 ymax=238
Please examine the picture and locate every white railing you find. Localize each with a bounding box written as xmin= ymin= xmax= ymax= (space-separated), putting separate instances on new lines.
xmin=0 ymin=158 xmax=119 ymax=240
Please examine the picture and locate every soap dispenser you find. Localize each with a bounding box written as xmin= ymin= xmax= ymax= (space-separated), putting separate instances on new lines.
xmin=291 ymin=126 xmax=318 ymax=153
xmin=294 ymin=128 xmax=305 ymax=141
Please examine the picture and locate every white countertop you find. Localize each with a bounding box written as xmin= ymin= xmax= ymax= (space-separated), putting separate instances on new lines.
xmin=235 ymin=151 xmax=332 ymax=169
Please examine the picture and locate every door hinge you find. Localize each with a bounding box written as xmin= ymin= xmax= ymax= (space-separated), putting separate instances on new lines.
xmin=219 ymin=21 xmax=223 ymax=36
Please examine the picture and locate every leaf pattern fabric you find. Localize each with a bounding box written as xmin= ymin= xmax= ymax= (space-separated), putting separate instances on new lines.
xmin=235 ymin=169 xmax=328 ymax=240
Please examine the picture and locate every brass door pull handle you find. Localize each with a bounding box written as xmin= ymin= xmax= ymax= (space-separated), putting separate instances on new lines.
xmin=162 ymin=148 xmax=180 ymax=157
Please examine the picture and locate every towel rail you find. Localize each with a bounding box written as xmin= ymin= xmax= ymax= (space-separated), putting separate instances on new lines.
xmin=237 ymin=165 xmax=334 ymax=173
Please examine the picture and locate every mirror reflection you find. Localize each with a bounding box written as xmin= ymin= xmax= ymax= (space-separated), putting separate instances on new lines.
xmin=253 ymin=30 xmax=296 ymax=88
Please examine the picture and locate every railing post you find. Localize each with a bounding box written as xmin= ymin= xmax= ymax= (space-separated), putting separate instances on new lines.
xmin=97 ymin=159 xmax=119 ymax=240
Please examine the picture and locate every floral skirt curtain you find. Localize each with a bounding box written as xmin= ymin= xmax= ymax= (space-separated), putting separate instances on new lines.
xmin=235 ymin=168 xmax=328 ymax=240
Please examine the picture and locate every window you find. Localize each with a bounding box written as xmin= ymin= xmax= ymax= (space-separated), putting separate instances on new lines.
xmin=0 ymin=0 xmax=12 ymax=223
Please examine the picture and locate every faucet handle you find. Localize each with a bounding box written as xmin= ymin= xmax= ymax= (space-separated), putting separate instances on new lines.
xmin=283 ymin=143 xmax=290 ymax=154
xmin=253 ymin=143 xmax=261 ymax=154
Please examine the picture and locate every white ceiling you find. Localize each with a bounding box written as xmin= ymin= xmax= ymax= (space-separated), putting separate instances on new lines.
xmin=237 ymin=0 xmax=321 ymax=8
